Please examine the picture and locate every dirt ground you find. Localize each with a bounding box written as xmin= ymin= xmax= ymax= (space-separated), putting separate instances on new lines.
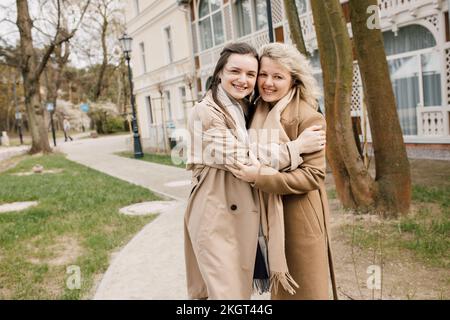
xmin=326 ymin=158 xmax=450 ymax=300
xmin=329 ymin=201 xmax=449 ymax=300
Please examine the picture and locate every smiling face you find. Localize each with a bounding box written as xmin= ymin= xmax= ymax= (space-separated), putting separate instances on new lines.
xmin=257 ymin=56 xmax=293 ymax=103
xmin=220 ymin=53 xmax=258 ymax=100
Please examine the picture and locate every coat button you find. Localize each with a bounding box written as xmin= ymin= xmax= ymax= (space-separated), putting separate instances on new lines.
xmin=230 ymin=204 xmax=237 ymax=211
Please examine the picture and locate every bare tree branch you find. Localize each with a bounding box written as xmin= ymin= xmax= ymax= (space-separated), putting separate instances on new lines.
xmin=34 ymin=0 xmax=91 ymax=80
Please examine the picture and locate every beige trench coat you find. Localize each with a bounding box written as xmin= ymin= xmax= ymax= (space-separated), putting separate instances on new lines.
xmin=254 ymin=99 xmax=337 ymax=300
xmin=184 ymin=94 xmax=261 ymax=300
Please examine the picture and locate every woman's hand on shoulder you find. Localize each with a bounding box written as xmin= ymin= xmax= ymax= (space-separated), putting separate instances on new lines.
xmin=295 ymin=125 xmax=326 ymax=154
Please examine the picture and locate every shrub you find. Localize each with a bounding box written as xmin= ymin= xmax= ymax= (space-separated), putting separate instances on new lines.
xmin=105 ymin=116 xmax=125 ymax=133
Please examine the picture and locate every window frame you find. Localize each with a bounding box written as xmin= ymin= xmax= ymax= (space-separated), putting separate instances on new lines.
xmin=164 ymin=90 xmax=173 ymax=121
xmin=178 ymin=86 xmax=187 ymax=120
xmin=139 ymin=42 xmax=147 ymax=74
xmin=146 ymin=96 xmax=154 ymax=125
xmin=134 ymin=0 xmax=140 ymax=15
xmin=197 ymin=0 xmax=225 ymax=50
xmin=163 ymin=25 xmax=174 ymax=63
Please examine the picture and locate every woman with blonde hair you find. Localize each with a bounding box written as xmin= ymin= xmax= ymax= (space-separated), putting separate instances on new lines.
xmin=228 ymin=42 xmax=338 ymax=300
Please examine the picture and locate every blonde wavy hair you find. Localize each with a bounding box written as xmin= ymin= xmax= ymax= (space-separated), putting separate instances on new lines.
xmin=259 ymin=43 xmax=321 ymax=108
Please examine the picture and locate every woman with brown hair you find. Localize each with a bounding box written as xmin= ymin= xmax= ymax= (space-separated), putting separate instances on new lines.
xmin=228 ymin=42 xmax=338 ymax=300
xmin=184 ymin=42 xmax=326 ymax=300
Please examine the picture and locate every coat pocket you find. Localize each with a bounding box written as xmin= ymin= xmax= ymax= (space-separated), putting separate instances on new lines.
xmin=292 ymin=197 xmax=323 ymax=238
xmin=306 ymin=193 xmax=324 ymax=235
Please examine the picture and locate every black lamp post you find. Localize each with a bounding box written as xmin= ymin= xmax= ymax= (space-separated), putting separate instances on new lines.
xmin=119 ymin=33 xmax=144 ymax=158
xmin=266 ymin=0 xmax=274 ymax=42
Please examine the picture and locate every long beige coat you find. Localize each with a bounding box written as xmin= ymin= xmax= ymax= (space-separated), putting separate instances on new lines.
xmin=184 ymin=94 xmax=261 ymax=300
xmin=253 ymin=99 xmax=337 ymax=300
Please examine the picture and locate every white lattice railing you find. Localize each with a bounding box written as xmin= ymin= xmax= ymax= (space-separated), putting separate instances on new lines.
xmin=235 ymin=29 xmax=270 ymax=51
xmin=271 ymin=0 xmax=284 ymax=25
xmin=377 ymin=0 xmax=438 ymax=17
xmin=198 ymin=46 xmax=224 ymax=68
xmin=351 ymin=64 xmax=363 ymax=116
xmin=417 ymin=107 xmax=447 ymax=136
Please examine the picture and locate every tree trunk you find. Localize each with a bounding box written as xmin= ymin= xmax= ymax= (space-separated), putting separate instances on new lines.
xmin=94 ymin=15 xmax=109 ymax=101
xmin=312 ymin=0 xmax=376 ymax=210
xmin=117 ymin=68 xmax=122 ymax=111
xmin=310 ymin=0 xmax=356 ymax=207
xmin=16 ymin=0 xmax=52 ymax=154
xmin=349 ymin=0 xmax=411 ymax=215
xmin=283 ymin=0 xmax=308 ymax=56
xmin=45 ymin=42 xmax=71 ymax=119
xmin=5 ymin=72 xmax=12 ymax=131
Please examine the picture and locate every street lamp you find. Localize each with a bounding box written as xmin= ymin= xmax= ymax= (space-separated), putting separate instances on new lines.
xmin=266 ymin=0 xmax=274 ymax=42
xmin=119 ymin=33 xmax=144 ymax=158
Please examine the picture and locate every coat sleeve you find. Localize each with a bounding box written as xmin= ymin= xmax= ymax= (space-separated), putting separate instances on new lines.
xmin=192 ymin=103 xmax=250 ymax=170
xmin=192 ymin=103 xmax=301 ymax=171
xmin=253 ymin=113 xmax=326 ymax=195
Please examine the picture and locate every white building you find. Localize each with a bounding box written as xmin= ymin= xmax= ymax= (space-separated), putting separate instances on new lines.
xmin=128 ymin=0 xmax=450 ymax=153
xmin=124 ymin=0 xmax=197 ymax=151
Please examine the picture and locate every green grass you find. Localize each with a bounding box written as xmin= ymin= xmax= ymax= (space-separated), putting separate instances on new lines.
xmin=412 ymin=185 xmax=450 ymax=208
xmin=327 ymin=188 xmax=337 ymax=200
xmin=0 ymin=153 xmax=160 ymax=299
xmin=340 ymin=184 xmax=449 ymax=269
xmin=117 ymin=151 xmax=186 ymax=169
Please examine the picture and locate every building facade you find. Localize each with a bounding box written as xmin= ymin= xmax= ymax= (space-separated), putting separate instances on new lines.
xmin=125 ymin=0 xmax=197 ymax=151
xmin=127 ymin=0 xmax=450 ymax=150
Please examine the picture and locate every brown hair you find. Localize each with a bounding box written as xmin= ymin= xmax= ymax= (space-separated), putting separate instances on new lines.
xmin=207 ymin=42 xmax=258 ymax=127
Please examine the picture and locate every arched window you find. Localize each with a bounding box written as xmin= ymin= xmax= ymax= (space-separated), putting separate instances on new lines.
xmin=383 ymin=24 xmax=436 ymax=56
xmin=383 ymin=25 xmax=440 ymax=135
xmin=198 ymin=0 xmax=224 ymax=50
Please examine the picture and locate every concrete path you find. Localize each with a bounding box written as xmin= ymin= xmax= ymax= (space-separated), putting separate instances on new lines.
xmin=0 ymin=132 xmax=91 ymax=162
xmin=0 ymin=145 xmax=29 ymax=162
xmin=57 ymin=134 xmax=192 ymax=299
xmin=58 ymin=134 xmax=269 ymax=300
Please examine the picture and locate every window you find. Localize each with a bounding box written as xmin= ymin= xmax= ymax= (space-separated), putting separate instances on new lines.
xmin=146 ymin=96 xmax=154 ymax=124
xmin=235 ymin=0 xmax=269 ymax=36
xmin=179 ymin=87 xmax=186 ymax=120
xmin=422 ymin=52 xmax=441 ymax=108
xmin=253 ymin=0 xmax=267 ymax=31
xmin=164 ymin=26 xmax=174 ymax=63
xmin=198 ymin=0 xmax=224 ymax=50
xmin=388 ymin=56 xmax=420 ymax=135
xmin=164 ymin=90 xmax=172 ymax=121
xmin=295 ymin=0 xmax=308 ymax=15
xmin=383 ymin=25 xmax=440 ymax=135
xmin=139 ymin=42 xmax=146 ymax=73
xmin=383 ymin=24 xmax=436 ymax=56
xmin=179 ymin=86 xmax=186 ymax=103
xmin=235 ymin=0 xmax=252 ymax=37
xmin=134 ymin=0 xmax=140 ymax=15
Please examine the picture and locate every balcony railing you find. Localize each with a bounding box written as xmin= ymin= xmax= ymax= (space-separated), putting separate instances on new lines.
xmin=377 ymin=0 xmax=439 ymax=17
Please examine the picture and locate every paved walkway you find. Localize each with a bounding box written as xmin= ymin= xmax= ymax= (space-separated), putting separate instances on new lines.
xmin=0 ymin=145 xmax=29 ymax=162
xmin=0 ymin=133 xmax=91 ymax=162
xmin=58 ymin=134 xmax=192 ymax=299
xmin=58 ymin=134 xmax=270 ymax=300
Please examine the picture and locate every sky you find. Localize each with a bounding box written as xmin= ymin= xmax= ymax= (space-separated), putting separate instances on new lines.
xmin=0 ymin=0 xmax=124 ymax=69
